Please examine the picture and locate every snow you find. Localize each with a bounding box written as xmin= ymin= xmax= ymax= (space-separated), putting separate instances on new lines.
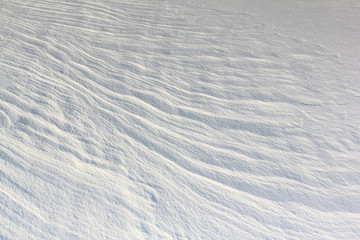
xmin=1 ymin=0 xmax=360 ymax=239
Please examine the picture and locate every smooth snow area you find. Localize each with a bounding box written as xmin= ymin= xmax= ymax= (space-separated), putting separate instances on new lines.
xmin=1 ymin=0 xmax=360 ymax=239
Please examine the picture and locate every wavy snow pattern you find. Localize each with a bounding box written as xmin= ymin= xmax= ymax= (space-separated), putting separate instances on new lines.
xmin=1 ymin=0 xmax=360 ymax=239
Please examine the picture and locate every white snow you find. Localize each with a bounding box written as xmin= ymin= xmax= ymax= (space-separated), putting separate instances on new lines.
xmin=1 ymin=0 xmax=360 ymax=239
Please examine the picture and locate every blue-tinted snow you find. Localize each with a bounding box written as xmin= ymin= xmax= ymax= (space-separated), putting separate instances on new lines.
xmin=1 ymin=0 xmax=360 ymax=239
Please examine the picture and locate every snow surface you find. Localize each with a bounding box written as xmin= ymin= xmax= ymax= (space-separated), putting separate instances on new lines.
xmin=1 ymin=0 xmax=360 ymax=239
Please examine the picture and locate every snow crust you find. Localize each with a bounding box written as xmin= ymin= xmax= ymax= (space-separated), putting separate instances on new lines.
xmin=1 ymin=0 xmax=360 ymax=239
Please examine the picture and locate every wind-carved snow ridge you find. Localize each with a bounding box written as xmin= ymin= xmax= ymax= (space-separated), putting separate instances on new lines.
xmin=1 ymin=0 xmax=360 ymax=239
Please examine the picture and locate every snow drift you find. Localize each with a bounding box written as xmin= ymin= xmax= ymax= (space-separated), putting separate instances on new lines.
xmin=1 ymin=0 xmax=360 ymax=239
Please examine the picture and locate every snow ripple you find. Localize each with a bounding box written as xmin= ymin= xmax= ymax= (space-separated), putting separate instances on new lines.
xmin=1 ymin=0 xmax=360 ymax=239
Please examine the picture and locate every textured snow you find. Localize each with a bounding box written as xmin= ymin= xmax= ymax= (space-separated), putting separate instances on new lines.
xmin=1 ymin=0 xmax=360 ymax=239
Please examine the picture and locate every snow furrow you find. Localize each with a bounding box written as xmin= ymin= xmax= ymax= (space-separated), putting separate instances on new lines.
xmin=1 ymin=0 xmax=360 ymax=239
